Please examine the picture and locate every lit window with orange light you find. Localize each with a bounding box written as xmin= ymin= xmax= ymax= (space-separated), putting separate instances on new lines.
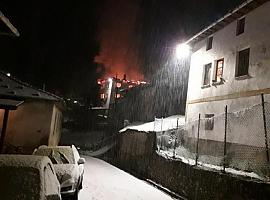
xmin=116 ymin=82 xmax=121 ymax=88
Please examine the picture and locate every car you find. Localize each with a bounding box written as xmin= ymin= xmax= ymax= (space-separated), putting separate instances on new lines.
xmin=33 ymin=145 xmax=85 ymax=200
xmin=0 ymin=154 xmax=61 ymax=200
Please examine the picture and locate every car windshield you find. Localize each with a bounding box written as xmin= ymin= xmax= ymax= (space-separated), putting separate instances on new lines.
xmin=34 ymin=148 xmax=75 ymax=164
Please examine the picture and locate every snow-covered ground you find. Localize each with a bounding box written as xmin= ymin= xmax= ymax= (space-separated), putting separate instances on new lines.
xmin=120 ymin=115 xmax=185 ymax=133
xmin=78 ymin=156 xmax=174 ymax=200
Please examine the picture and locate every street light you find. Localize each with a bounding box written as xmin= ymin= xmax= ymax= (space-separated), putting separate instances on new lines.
xmin=175 ymin=43 xmax=191 ymax=59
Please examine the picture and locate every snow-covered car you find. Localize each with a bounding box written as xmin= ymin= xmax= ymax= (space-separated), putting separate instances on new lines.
xmin=33 ymin=145 xmax=85 ymax=199
xmin=0 ymin=154 xmax=61 ymax=200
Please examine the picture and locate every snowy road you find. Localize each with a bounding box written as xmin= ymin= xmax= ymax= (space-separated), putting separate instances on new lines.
xmin=78 ymin=156 xmax=174 ymax=200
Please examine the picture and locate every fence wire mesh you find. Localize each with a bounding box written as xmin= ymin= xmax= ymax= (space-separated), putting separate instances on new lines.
xmin=156 ymin=95 xmax=270 ymax=179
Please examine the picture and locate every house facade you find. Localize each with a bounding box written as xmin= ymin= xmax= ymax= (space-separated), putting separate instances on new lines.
xmin=185 ymin=0 xmax=270 ymax=149
xmin=0 ymin=72 xmax=64 ymax=154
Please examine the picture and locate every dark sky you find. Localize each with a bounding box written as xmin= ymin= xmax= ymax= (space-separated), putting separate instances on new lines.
xmin=0 ymin=0 xmax=244 ymax=98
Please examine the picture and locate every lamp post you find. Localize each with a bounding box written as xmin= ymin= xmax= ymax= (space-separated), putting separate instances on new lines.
xmin=175 ymin=43 xmax=191 ymax=60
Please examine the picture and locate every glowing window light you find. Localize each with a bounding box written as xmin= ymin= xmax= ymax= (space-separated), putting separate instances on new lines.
xmin=100 ymin=93 xmax=105 ymax=99
xmin=116 ymin=83 xmax=121 ymax=88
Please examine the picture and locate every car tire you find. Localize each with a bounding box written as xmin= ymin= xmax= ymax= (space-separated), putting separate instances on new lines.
xmin=73 ymin=190 xmax=78 ymax=200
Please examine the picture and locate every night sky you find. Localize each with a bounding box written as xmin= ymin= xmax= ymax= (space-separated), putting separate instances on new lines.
xmin=0 ymin=0 xmax=244 ymax=100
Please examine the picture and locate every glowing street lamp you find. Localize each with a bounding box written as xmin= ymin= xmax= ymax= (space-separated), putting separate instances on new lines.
xmin=175 ymin=43 xmax=191 ymax=59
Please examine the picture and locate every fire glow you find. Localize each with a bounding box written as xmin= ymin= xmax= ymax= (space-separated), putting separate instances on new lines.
xmin=94 ymin=0 xmax=144 ymax=81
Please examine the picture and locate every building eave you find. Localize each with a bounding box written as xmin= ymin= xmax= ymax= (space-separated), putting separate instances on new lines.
xmin=186 ymin=0 xmax=270 ymax=46
xmin=0 ymin=10 xmax=20 ymax=37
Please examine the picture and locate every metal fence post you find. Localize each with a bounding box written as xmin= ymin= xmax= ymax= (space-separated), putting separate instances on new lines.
xmin=195 ymin=113 xmax=201 ymax=166
xmin=173 ymin=118 xmax=179 ymax=158
xmin=261 ymin=93 xmax=270 ymax=162
xmin=223 ymin=105 xmax=228 ymax=172
xmin=161 ymin=117 xmax=163 ymax=132
xmin=173 ymin=137 xmax=177 ymax=158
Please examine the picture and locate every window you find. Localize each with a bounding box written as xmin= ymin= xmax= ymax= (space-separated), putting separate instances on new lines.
xmin=100 ymin=93 xmax=105 ymax=99
xmin=116 ymin=82 xmax=121 ymax=88
xmin=206 ymin=36 xmax=213 ymax=50
xmin=236 ymin=17 xmax=245 ymax=36
xmin=202 ymin=63 xmax=212 ymax=86
xmin=205 ymin=114 xmax=214 ymax=130
xmin=213 ymin=58 xmax=224 ymax=83
xmin=236 ymin=48 xmax=250 ymax=77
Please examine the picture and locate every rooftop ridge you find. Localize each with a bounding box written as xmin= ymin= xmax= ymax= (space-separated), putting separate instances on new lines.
xmin=185 ymin=0 xmax=270 ymax=45
xmin=0 ymin=71 xmax=63 ymax=101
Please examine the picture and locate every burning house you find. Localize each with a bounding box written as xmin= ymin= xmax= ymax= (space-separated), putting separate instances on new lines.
xmin=94 ymin=75 xmax=147 ymax=111
xmin=91 ymin=75 xmax=147 ymax=131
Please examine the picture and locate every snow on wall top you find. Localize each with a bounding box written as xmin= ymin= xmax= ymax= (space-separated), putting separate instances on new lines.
xmin=119 ymin=115 xmax=185 ymax=133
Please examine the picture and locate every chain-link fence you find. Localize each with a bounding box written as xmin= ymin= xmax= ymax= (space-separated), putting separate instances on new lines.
xmin=156 ymin=94 xmax=270 ymax=179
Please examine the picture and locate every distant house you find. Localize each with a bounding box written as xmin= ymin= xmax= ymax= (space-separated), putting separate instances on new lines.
xmin=185 ymin=0 xmax=270 ymax=150
xmin=0 ymin=72 xmax=64 ymax=154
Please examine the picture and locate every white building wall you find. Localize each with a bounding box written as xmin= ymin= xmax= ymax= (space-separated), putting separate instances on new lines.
xmin=186 ymin=2 xmax=270 ymax=146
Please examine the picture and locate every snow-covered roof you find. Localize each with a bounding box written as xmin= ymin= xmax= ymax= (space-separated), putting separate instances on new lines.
xmin=0 ymin=154 xmax=51 ymax=170
xmin=0 ymin=72 xmax=63 ymax=102
xmin=119 ymin=115 xmax=185 ymax=133
xmin=0 ymin=98 xmax=23 ymax=110
xmin=186 ymin=0 xmax=269 ymax=45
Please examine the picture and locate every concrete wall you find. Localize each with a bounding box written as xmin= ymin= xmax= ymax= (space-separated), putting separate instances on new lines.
xmin=186 ymin=2 xmax=270 ymax=146
xmin=0 ymin=99 xmax=61 ymax=153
